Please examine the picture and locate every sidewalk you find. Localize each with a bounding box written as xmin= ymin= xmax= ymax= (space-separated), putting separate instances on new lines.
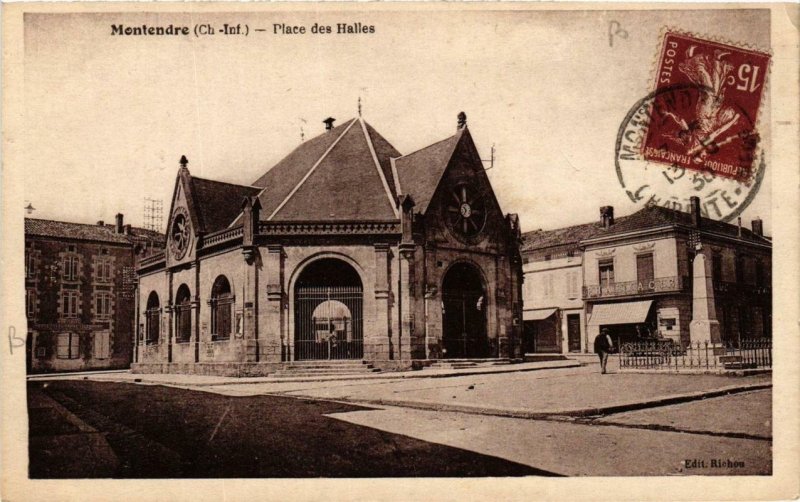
xmin=200 ymin=360 xmax=772 ymax=419
xmin=26 ymin=359 xmax=582 ymax=386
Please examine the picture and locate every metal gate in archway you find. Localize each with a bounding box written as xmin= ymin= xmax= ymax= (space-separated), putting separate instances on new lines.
xmin=295 ymin=286 xmax=363 ymax=360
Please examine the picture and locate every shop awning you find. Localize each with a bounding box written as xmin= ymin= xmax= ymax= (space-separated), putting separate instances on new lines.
xmin=523 ymin=308 xmax=557 ymax=321
xmin=588 ymin=300 xmax=653 ymax=326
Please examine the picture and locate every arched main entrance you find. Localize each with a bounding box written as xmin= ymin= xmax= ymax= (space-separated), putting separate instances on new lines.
xmin=294 ymin=258 xmax=363 ymax=360
xmin=442 ymin=262 xmax=489 ymax=358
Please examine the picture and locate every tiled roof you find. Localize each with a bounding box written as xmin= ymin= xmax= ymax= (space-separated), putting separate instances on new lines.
xmin=190 ymin=176 xmax=260 ymax=233
xmin=250 ymin=118 xmax=398 ymax=221
xmin=522 ymin=205 xmax=770 ymax=252
xmin=25 ymin=218 xmax=164 ymax=245
xmin=393 ymin=130 xmax=463 ymax=213
xmin=521 ymin=220 xmax=607 ymax=251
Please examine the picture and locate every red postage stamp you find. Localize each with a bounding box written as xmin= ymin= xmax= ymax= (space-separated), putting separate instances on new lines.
xmin=642 ymin=32 xmax=770 ymax=182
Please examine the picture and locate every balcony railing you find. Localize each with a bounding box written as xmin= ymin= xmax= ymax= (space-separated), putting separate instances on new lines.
xmin=583 ymin=276 xmax=687 ymax=299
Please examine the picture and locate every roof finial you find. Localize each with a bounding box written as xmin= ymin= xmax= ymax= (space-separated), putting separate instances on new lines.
xmin=457 ymin=111 xmax=467 ymax=130
xmin=179 ymin=155 xmax=189 ymax=169
xmin=358 ymin=96 xmax=362 ymax=117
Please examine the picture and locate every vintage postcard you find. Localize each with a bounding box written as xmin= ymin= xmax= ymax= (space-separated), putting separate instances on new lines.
xmin=2 ymin=3 xmax=798 ymax=501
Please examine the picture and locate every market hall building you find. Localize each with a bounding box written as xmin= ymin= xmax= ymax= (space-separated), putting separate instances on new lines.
xmin=134 ymin=114 xmax=524 ymax=375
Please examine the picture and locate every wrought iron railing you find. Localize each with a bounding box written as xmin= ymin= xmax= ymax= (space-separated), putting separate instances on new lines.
xmin=619 ymin=338 xmax=771 ymax=371
xmin=294 ymin=286 xmax=363 ymax=361
xmin=583 ymin=276 xmax=686 ymax=299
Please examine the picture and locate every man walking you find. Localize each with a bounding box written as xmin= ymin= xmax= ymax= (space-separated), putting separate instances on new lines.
xmin=594 ymin=328 xmax=614 ymax=374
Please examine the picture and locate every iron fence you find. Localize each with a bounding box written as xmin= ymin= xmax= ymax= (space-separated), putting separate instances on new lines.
xmin=619 ymin=338 xmax=771 ymax=371
xmin=294 ymin=286 xmax=363 ymax=360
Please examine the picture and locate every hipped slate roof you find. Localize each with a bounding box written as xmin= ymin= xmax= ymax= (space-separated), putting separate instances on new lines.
xmin=184 ymin=118 xmax=478 ymax=228
xmin=25 ymin=218 xmax=164 ymax=245
xmin=522 ymin=205 xmax=770 ymax=252
xmin=249 ymin=118 xmax=400 ymax=222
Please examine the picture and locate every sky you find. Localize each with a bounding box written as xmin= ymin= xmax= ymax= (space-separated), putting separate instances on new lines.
xmin=21 ymin=8 xmax=771 ymax=234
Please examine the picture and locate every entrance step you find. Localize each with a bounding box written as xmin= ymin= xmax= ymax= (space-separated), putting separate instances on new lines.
xmin=523 ymin=353 xmax=569 ymax=363
xmin=425 ymin=358 xmax=512 ymax=370
xmin=271 ymin=360 xmax=381 ymax=378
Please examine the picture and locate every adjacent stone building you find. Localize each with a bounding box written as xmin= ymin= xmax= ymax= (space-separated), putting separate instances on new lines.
xmin=134 ymin=114 xmax=524 ymax=375
xmin=521 ymin=199 xmax=771 ymax=353
xmin=25 ymin=215 xmax=164 ymax=373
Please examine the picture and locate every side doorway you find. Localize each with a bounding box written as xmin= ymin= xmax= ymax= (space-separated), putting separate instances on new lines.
xmin=567 ymin=314 xmax=581 ymax=352
xmin=441 ymin=262 xmax=489 ymax=359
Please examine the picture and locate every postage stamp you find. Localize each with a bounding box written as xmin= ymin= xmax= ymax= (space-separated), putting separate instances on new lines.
xmin=615 ymin=30 xmax=771 ymax=222
xmin=642 ymin=32 xmax=771 ymax=182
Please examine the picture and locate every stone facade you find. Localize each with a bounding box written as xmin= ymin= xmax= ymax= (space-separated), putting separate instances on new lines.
xmin=522 ymin=199 xmax=771 ymax=354
xmin=25 ymin=216 xmax=163 ymax=373
xmin=134 ymin=116 xmax=523 ymax=375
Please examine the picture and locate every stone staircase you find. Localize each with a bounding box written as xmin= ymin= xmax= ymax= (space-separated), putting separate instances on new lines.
xmin=523 ymin=353 xmax=570 ymax=363
xmin=425 ymin=358 xmax=513 ymax=370
xmin=270 ymin=360 xmax=382 ymax=378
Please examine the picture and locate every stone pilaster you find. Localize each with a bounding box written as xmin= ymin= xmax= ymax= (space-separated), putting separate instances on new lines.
xmin=399 ymin=245 xmax=417 ymax=360
xmin=369 ymin=243 xmax=392 ymax=360
xmin=424 ymin=283 xmax=441 ymax=359
xmin=262 ymin=245 xmax=285 ymax=362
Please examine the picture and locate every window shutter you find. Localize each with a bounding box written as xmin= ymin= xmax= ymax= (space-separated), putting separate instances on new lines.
xmin=636 ymin=254 xmax=654 ymax=283
xmin=57 ymin=333 xmax=70 ymax=358
xmin=94 ymin=331 xmax=110 ymax=359
xmin=70 ymin=333 xmax=80 ymax=359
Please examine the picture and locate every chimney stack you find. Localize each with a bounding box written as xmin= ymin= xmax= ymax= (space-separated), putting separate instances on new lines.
xmin=323 ymin=117 xmax=336 ymax=131
xmin=457 ymin=111 xmax=467 ymax=130
xmin=690 ymin=196 xmax=701 ymax=228
xmin=737 ymin=217 xmax=742 ymax=237
xmin=751 ymin=218 xmax=763 ymax=236
xmin=97 ymin=220 xmax=104 ymax=226
xmin=123 ymin=224 xmax=131 ymax=235
xmin=115 ymin=213 xmax=124 ymax=234
xmin=600 ymin=206 xmax=614 ymax=229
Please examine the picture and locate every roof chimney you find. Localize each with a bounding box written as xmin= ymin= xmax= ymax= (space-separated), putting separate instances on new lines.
xmin=123 ymin=224 xmax=131 ymax=235
xmin=600 ymin=206 xmax=614 ymax=229
xmin=751 ymin=218 xmax=763 ymax=236
xmin=115 ymin=213 xmax=124 ymax=234
xmin=323 ymin=117 xmax=336 ymax=131
xmin=690 ymin=196 xmax=701 ymax=228
xmin=457 ymin=111 xmax=467 ymax=130
xmin=97 ymin=220 xmax=104 ymax=226
xmin=737 ymin=217 xmax=743 ymax=237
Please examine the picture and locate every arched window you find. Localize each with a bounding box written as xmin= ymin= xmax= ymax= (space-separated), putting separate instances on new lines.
xmin=145 ymin=291 xmax=160 ymax=344
xmin=175 ymin=284 xmax=192 ymax=343
xmin=210 ymin=276 xmax=233 ymax=341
